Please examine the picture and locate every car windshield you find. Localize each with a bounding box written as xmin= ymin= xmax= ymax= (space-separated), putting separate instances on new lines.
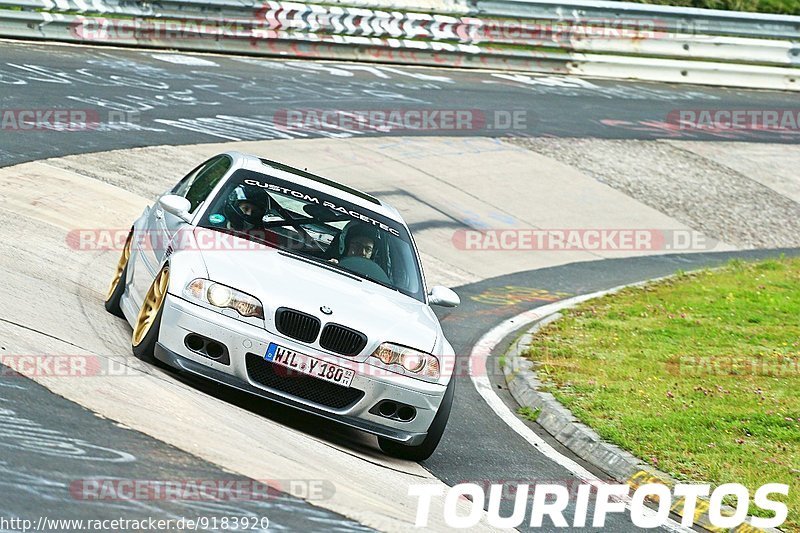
xmin=199 ymin=169 xmax=426 ymax=302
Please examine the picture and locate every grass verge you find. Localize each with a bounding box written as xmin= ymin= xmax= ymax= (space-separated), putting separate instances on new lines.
xmin=518 ymin=406 xmax=542 ymax=422
xmin=526 ymin=256 xmax=799 ymax=530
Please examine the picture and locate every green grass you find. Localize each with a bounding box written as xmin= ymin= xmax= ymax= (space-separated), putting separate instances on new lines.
xmin=526 ymin=256 xmax=800 ymax=530
xmin=518 ymin=406 xmax=542 ymax=422
xmin=621 ymin=0 xmax=800 ymax=15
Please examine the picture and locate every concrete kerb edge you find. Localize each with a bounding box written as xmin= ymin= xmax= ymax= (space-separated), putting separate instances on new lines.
xmin=500 ymin=275 xmax=781 ymax=533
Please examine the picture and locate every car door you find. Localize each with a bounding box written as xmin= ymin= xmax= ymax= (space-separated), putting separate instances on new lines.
xmin=156 ymin=154 xmax=233 ymax=256
xmin=129 ymin=156 xmax=229 ymax=311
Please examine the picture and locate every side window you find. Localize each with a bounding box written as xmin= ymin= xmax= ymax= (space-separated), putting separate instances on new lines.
xmin=172 ymin=161 xmax=208 ymax=196
xmin=184 ymin=156 xmax=232 ymax=213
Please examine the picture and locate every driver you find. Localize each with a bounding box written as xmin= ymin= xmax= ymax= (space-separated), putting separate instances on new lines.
xmin=223 ymin=184 xmax=269 ymax=231
xmin=330 ymin=223 xmax=379 ymax=264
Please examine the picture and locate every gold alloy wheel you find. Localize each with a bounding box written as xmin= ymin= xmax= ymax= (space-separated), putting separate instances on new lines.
xmin=132 ymin=267 xmax=169 ymax=346
xmin=106 ymin=233 xmax=132 ymax=300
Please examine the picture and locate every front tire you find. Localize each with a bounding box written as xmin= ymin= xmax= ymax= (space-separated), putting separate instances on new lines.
xmin=104 ymin=230 xmax=133 ymax=318
xmin=131 ymin=266 xmax=169 ymax=362
xmin=378 ymin=377 xmax=455 ymax=462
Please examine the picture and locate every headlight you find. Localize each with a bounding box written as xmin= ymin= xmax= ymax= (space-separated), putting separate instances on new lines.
xmin=371 ymin=342 xmax=440 ymax=381
xmin=207 ymin=284 xmax=232 ymax=307
xmin=183 ymin=279 xmax=264 ymax=319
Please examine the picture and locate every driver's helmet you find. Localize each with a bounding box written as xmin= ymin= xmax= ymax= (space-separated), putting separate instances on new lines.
xmin=223 ymin=184 xmax=269 ymax=231
xmin=339 ymin=222 xmax=382 ymax=260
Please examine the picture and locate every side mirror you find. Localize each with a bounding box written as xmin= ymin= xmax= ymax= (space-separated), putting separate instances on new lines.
xmin=428 ymin=286 xmax=460 ymax=307
xmin=159 ymin=195 xmax=192 ymax=223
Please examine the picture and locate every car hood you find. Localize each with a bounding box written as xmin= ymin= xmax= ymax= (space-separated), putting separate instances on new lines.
xmin=196 ymin=230 xmax=439 ymax=354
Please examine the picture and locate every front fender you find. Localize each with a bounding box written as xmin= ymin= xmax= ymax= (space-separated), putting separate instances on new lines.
xmin=166 ymin=247 xmax=209 ymax=300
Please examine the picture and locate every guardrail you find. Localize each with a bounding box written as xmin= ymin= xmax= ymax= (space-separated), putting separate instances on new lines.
xmin=0 ymin=0 xmax=798 ymax=90
xmin=472 ymin=0 xmax=800 ymax=40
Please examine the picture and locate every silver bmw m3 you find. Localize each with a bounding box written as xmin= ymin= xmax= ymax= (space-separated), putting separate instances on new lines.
xmin=105 ymin=151 xmax=460 ymax=460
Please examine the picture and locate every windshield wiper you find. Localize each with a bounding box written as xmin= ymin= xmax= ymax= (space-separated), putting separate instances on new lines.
xmin=358 ymin=274 xmax=402 ymax=294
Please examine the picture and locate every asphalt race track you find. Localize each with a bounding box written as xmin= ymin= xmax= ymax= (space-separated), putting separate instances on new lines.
xmin=0 ymin=375 xmax=373 ymax=531
xmin=2 ymin=39 xmax=800 ymax=168
xmin=1 ymin=39 xmax=799 ymax=531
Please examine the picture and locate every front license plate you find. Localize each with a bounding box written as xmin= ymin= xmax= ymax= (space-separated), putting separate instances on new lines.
xmin=264 ymin=343 xmax=355 ymax=387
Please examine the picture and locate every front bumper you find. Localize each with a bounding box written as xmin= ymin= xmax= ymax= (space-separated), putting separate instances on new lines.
xmin=156 ymin=294 xmax=447 ymax=445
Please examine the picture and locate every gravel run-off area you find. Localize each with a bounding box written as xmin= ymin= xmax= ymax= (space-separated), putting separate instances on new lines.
xmin=505 ymin=138 xmax=800 ymax=250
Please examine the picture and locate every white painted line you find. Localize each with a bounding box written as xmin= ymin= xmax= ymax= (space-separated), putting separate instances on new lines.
xmin=150 ymin=53 xmax=218 ymax=67
xmin=469 ymin=285 xmax=693 ymax=532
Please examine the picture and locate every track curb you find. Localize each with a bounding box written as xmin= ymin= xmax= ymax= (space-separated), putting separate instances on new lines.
xmin=501 ymin=279 xmax=780 ymax=533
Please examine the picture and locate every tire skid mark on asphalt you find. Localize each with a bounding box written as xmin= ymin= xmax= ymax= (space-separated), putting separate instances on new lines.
xmin=312 ymin=438 xmax=431 ymax=479
xmin=0 ymin=316 xmax=97 ymax=354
